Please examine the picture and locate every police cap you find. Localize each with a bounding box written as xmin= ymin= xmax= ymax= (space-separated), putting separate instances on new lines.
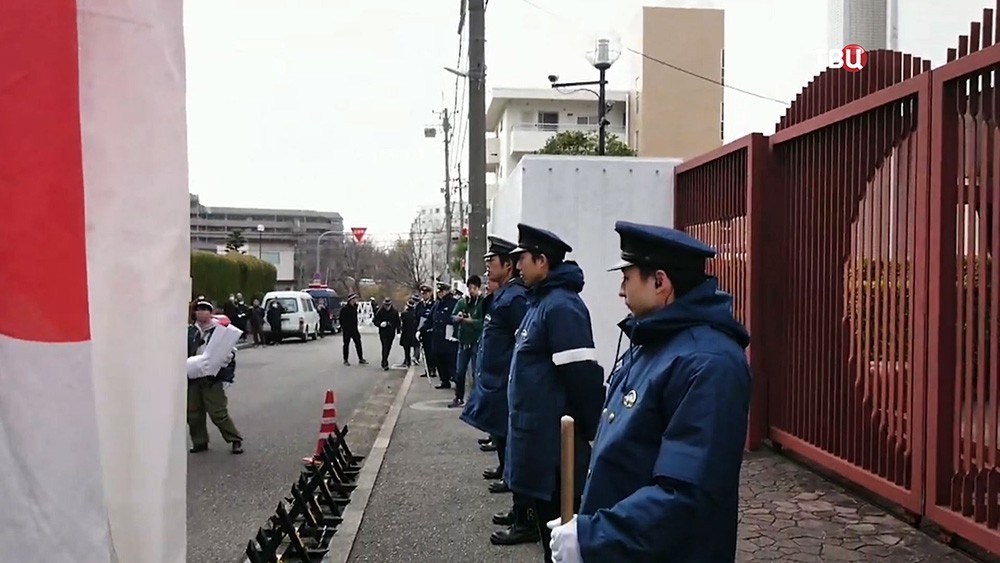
xmin=510 ymin=223 xmax=572 ymax=262
xmin=435 ymin=281 xmax=451 ymax=291
xmin=608 ymin=221 xmax=715 ymax=272
xmin=194 ymin=300 xmax=214 ymax=312
xmin=483 ymin=235 xmax=518 ymax=259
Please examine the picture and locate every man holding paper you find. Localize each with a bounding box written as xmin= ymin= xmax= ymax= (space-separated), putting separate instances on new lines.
xmin=186 ymin=301 xmax=245 ymax=454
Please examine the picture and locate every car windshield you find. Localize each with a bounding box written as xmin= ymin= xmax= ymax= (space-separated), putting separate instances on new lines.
xmin=266 ymin=297 xmax=299 ymax=313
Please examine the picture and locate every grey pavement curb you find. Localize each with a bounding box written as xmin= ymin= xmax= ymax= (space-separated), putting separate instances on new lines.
xmin=325 ymin=363 xmax=416 ymax=563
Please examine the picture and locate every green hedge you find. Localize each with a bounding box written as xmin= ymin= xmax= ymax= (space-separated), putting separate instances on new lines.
xmin=191 ymin=251 xmax=277 ymax=305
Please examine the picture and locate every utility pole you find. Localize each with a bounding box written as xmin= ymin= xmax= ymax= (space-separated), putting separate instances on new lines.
xmin=456 ymin=163 xmax=465 ymax=235
xmin=466 ymin=0 xmax=488 ymax=271
xmin=439 ymin=108 xmax=453 ymax=281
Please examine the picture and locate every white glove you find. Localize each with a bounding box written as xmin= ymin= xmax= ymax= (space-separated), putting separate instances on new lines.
xmin=547 ymin=516 xmax=581 ymax=563
xmin=379 ymin=322 xmax=387 ymax=328
xmin=225 ymin=349 xmax=235 ymax=364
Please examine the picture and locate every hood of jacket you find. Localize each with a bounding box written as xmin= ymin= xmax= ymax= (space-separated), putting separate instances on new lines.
xmin=618 ymin=278 xmax=750 ymax=349
xmin=529 ymin=261 xmax=585 ymax=301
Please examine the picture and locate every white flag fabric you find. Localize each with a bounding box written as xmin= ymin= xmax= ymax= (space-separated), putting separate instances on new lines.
xmin=1 ymin=1 xmax=189 ymax=562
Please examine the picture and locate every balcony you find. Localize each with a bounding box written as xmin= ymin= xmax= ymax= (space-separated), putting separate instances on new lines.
xmin=508 ymin=122 xmax=628 ymax=154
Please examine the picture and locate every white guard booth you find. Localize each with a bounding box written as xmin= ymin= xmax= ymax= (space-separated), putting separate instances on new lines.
xmin=488 ymin=155 xmax=682 ymax=372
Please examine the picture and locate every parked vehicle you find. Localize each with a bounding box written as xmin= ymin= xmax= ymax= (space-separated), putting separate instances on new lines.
xmin=302 ymin=283 xmax=342 ymax=334
xmin=261 ymin=290 xmax=321 ymax=342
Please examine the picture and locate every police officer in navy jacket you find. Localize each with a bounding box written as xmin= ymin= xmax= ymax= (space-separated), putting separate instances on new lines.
xmin=414 ymin=284 xmax=436 ymax=377
xmin=430 ymin=282 xmax=460 ymax=389
xmin=546 ymin=221 xmax=751 ymax=563
xmin=460 ymin=235 xmax=537 ymax=545
xmin=506 ymin=223 xmax=605 ymax=563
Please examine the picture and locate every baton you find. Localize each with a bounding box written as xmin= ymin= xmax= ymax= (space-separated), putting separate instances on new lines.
xmin=560 ymin=415 xmax=575 ymax=523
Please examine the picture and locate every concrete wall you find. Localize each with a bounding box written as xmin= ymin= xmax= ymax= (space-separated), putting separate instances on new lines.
xmin=488 ymin=155 xmax=680 ymax=372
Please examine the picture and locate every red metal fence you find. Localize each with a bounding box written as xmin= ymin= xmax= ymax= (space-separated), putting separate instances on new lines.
xmin=674 ymin=7 xmax=1000 ymax=557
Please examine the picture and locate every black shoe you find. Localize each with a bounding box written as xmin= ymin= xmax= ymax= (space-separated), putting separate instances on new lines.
xmin=344 ymin=360 xmax=351 ymax=366
xmin=478 ymin=437 xmax=492 ymax=445
xmin=359 ymin=359 xmax=368 ymax=365
xmin=383 ymin=365 xmax=389 ymax=371
xmin=189 ymin=444 xmax=208 ymax=453
xmin=492 ymin=510 xmax=515 ymax=526
xmin=488 ymin=481 xmax=510 ymax=494
xmin=231 ymin=441 xmax=244 ymax=455
xmin=447 ymin=398 xmax=464 ymax=408
xmin=435 ymin=384 xmax=451 ymax=390
xmin=420 ymin=373 xmax=428 ymax=378
xmin=490 ymin=523 xmax=540 ymax=545
xmin=483 ymin=467 xmax=502 ymax=480
xmin=480 ymin=442 xmax=497 ymax=452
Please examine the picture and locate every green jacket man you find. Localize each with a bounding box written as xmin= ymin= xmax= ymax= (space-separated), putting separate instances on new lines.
xmin=452 ymin=284 xmax=485 ymax=345
xmin=448 ymin=275 xmax=486 ymax=408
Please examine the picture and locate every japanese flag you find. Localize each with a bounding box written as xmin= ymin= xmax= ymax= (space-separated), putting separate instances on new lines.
xmin=1 ymin=1 xmax=189 ymax=562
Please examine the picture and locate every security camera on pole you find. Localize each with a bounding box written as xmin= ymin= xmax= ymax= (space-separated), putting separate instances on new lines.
xmin=548 ymin=36 xmax=623 ymax=156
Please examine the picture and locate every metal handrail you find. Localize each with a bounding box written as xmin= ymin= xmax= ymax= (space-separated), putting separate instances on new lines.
xmin=509 ymin=122 xmax=625 ymax=134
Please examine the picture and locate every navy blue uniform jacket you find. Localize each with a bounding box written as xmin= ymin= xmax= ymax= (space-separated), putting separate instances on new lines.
xmin=505 ymin=261 xmax=605 ymax=501
xmin=576 ymin=278 xmax=751 ymax=562
xmin=430 ymin=294 xmax=460 ymax=353
xmin=460 ymin=278 xmax=528 ymax=437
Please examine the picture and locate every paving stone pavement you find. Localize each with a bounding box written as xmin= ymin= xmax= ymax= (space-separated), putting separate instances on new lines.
xmin=737 ymin=451 xmax=975 ymax=562
xmin=347 ymin=368 xmax=979 ymax=562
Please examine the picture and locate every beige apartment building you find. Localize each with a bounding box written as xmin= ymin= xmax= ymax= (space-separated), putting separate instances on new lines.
xmin=625 ymin=6 xmax=725 ymax=159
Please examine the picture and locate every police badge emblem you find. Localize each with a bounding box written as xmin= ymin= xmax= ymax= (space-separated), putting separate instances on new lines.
xmin=623 ymin=390 xmax=637 ymax=408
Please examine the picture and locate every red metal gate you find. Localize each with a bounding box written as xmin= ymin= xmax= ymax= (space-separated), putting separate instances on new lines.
xmin=926 ymin=31 xmax=1000 ymax=553
xmin=766 ymin=54 xmax=933 ymax=516
xmin=674 ymin=134 xmax=772 ymax=450
xmin=673 ymin=7 xmax=1000 ymax=556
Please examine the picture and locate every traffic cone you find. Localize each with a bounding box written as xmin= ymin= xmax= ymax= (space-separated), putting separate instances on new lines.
xmin=302 ymin=389 xmax=338 ymax=465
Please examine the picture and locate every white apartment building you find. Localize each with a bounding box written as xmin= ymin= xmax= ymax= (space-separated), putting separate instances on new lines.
xmin=409 ymin=201 xmax=468 ymax=282
xmin=485 ymin=87 xmax=630 ymax=204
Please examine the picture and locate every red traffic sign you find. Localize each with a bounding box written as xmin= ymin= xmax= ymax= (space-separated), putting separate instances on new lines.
xmin=461 ymin=226 xmax=469 ymax=238
xmin=351 ymin=227 xmax=367 ymax=244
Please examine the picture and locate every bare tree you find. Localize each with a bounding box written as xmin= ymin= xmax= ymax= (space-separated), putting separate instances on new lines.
xmin=383 ymin=233 xmax=430 ymax=289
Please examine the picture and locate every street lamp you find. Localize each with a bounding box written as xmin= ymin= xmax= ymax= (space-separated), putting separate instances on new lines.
xmin=256 ymin=224 xmax=264 ymax=259
xmin=315 ymin=230 xmax=340 ymax=280
xmin=549 ymin=36 xmax=623 ymax=156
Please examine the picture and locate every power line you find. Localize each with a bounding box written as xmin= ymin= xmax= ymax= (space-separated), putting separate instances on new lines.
xmin=514 ymin=0 xmax=789 ymax=106
xmin=449 ymin=23 xmax=470 ymax=173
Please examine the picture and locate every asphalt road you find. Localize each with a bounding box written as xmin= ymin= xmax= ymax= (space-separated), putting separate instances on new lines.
xmin=187 ymin=331 xmax=401 ymax=563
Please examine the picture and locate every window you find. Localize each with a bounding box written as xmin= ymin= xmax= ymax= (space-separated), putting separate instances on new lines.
xmin=265 ymin=297 xmax=298 ymax=313
xmin=537 ymin=111 xmax=558 ymax=131
xmin=576 ymin=116 xmax=599 ymax=125
xmin=261 ymin=251 xmax=281 ymax=266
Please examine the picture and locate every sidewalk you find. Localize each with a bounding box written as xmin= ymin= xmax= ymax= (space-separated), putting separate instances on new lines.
xmin=345 ymin=370 xmax=975 ymax=563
